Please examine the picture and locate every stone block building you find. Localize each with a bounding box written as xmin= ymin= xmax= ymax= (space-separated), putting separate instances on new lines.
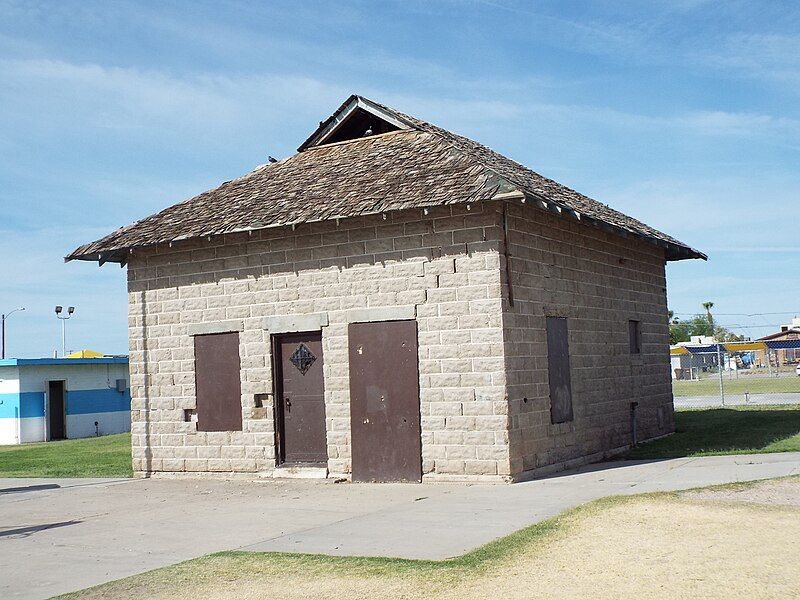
xmin=68 ymin=95 xmax=704 ymax=482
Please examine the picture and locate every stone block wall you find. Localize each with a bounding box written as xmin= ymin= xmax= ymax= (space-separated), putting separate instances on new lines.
xmin=126 ymin=203 xmax=511 ymax=481
xmin=125 ymin=198 xmax=677 ymax=483
xmin=501 ymin=203 xmax=675 ymax=478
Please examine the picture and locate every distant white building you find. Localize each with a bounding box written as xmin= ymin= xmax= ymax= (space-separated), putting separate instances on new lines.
xmin=0 ymin=357 xmax=130 ymax=445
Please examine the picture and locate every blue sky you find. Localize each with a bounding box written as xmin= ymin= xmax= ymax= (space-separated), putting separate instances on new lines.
xmin=1 ymin=0 xmax=798 ymax=357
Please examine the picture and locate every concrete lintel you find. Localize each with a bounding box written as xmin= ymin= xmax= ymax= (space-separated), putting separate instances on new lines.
xmin=345 ymin=305 xmax=416 ymax=324
xmin=262 ymin=312 xmax=329 ymax=334
xmin=187 ymin=319 xmax=244 ymax=336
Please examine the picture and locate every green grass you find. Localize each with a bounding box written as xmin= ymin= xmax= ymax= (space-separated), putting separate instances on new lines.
xmin=673 ymin=376 xmax=800 ymax=397
xmin=627 ymin=405 xmax=800 ymax=459
xmin=0 ymin=433 xmax=132 ymax=478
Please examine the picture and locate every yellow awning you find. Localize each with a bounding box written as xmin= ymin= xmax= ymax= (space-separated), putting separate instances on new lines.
xmin=723 ymin=342 xmax=766 ymax=352
xmin=670 ymin=346 xmax=690 ymax=355
xmin=65 ymin=349 xmax=106 ymax=359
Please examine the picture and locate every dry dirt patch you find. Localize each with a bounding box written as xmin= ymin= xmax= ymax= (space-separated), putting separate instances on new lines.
xmin=443 ymin=497 xmax=800 ymax=600
xmin=684 ymin=476 xmax=800 ymax=507
xmin=63 ymin=486 xmax=800 ymax=600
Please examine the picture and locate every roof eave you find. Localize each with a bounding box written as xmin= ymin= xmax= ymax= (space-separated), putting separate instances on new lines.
xmin=507 ymin=190 xmax=706 ymax=262
xmin=66 ymin=187 xmax=514 ymax=266
xmin=66 ymin=190 xmax=707 ymax=265
xmin=666 ymin=246 xmax=707 ymax=262
xmin=65 ymin=248 xmax=128 ymax=266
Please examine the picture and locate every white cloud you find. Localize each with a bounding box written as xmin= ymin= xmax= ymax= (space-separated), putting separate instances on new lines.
xmin=0 ymin=58 xmax=345 ymax=134
xmin=595 ymin=173 xmax=799 ymax=256
xmin=673 ymin=111 xmax=797 ymax=137
xmin=697 ymin=32 xmax=800 ymax=90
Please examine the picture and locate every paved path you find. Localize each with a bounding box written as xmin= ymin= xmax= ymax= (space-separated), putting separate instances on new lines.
xmin=675 ymin=393 xmax=800 ymax=409
xmin=2 ymin=453 xmax=799 ymax=600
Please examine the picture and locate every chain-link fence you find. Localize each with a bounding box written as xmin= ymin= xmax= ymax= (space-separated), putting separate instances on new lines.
xmin=672 ymin=346 xmax=800 ymax=409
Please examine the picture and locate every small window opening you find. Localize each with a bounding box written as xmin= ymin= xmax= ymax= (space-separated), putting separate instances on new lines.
xmin=629 ymin=320 xmax=642 ymax=354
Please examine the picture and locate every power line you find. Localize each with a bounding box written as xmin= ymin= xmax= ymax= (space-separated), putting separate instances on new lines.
xmin=720 ymin=324 xmax=787 ymax=330
xmin=670 ymin=311 xmax=800 ymax=317
xmin=671 ymin=321 xmax=789 ymax=329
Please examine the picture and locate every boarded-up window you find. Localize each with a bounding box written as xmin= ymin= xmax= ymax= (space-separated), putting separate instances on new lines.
xmin=546 ymin=316 xmax=573 ymax=424
xmin=194 ymin=332 xmax=243 ymax=432
xmin=628 ymin=320 xmax=642 ymax=354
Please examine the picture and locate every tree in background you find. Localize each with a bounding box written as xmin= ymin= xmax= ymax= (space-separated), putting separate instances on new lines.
xmin=670 ymin=315 xmax=710 ymax=344
xmin=713 ymin=326 xmax=745 ymax=343
xmin=702 ymin=301 xmax=714 ymax=328
xmin=669 ymin=302 xmax=744 ymax=344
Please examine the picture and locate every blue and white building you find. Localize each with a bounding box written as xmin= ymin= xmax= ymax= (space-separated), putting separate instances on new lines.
xmin=0 ymin=357 xmax=130 ymax=444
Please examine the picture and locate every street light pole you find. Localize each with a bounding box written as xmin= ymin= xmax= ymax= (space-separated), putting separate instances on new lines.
xmin=1 ymin=307 xmax=25 ymax=360
xmin=55 ymin=306 xmax=75 ymax=358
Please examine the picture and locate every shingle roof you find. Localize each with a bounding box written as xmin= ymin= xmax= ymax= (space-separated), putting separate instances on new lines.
xmin=67 ymin=95 xmax=705 ymax=264
xmin=758 ymin=328 xmax=800 ymax=341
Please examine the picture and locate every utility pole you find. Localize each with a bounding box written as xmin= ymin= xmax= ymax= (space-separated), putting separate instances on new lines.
xmin=717 ymin=342 xmax=725 ymax=407
xmin=1 ymin=307 xmax=25 ymax=359
xmin=55 ymin=306 xmax=75 ymax=357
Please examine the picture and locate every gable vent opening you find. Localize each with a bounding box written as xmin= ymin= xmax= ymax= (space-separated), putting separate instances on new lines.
xmin=297 ymin=96 xmax=412 ymax=152
xmin=319 ymin=107 xmax=400 ymax=146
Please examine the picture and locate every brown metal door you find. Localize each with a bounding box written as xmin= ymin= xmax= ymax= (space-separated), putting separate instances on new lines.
xmin=194 ymin=332 xmax=243 ymax=432
xmin=349 ymin=320 xmax=422 ymax=482
xmin=276 ymin=332 xmax=327 ymax=465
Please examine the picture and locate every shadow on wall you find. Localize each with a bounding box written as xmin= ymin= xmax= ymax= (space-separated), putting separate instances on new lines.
xmin=126 ymin=204 xmax=504 ymax=294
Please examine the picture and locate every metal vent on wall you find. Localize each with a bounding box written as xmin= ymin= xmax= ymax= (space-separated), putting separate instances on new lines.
xmin=289 ymin=344 xmax=317 ymax=375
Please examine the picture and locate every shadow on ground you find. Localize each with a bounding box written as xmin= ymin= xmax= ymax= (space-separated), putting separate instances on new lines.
xmin=0 ymin=483 xmax=61 ymax=494
xmin=0 ymin=520 xmax=81 ymax=539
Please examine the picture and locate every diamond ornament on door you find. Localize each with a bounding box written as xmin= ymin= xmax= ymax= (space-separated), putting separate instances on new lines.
xmin=289 ymin=343 xmax=317 ymax=375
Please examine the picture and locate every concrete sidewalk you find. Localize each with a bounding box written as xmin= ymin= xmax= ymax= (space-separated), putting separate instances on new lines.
xmin=2 ymin=453 xmax=799 ymax=600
